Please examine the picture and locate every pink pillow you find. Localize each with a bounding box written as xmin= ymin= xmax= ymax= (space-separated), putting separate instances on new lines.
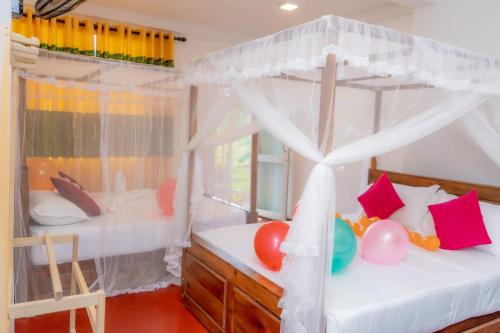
xmin=429 ymin=190 xmax=491 ymax=250
xmin=51 ymin=177 xmax=101 ymax=216
xmin=358 ymin=173 xmax=405 ymax=219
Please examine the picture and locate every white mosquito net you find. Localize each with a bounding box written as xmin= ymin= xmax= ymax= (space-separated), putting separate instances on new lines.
xmin=13 ymin=49 xmax=188 ymax=302
xmin=176 ymin=15 xmax=500 ymax=333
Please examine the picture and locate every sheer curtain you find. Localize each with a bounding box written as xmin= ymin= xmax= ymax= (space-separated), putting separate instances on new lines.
xmin=181 ymin=15 xmax=500 ymax=333
xmin=463 ymin=105 xmax=500 ymax=166
xmin=14 ymin=50 xmax=188 ymax=301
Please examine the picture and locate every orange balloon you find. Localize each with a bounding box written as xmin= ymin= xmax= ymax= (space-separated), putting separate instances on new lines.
xmin=422 ymin=236 xmax=441 ymax=251
xmin=156 ymin=179 xmax=176 ymax=216
xmin=254 ymin=221 xmax=290 ymax=271
xmin=408 ymin=231 xmax=422 ymax=243
xmin=28 ymin=158 xmax=58 ymax=190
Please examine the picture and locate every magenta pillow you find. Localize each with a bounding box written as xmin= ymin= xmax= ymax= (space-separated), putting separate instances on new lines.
xmin=358 ymin=173 xmax=405 ymax=219
xmin=59 ymin=171 xmax=84 ymax=190
xmin=429 ymin=190 xmax=491 ymax=250
xmin=51 ymin=177 xmax=101 ymax=216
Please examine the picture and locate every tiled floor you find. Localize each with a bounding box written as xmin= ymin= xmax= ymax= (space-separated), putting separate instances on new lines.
xmin=15 ymin=286 xmax=208 ymax=333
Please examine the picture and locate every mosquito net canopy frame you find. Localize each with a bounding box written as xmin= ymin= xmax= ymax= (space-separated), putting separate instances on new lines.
xmin=13 ymin=49 xmax=189 ymax=302
xmin=175 ymin=15 xmax=500 ymax=333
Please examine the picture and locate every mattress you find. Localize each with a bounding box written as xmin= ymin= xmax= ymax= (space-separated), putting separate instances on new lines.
xmin=196 ymin=219 xmax=500 ymax=333
xmin=30 ymin=191 xmax=247 ymax=265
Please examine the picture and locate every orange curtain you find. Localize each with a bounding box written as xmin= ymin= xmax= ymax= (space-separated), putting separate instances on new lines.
xmin=12 ymin=8 xmax=175 ymax=67
xmin=25 ymin=80 xmax=175 ymax=191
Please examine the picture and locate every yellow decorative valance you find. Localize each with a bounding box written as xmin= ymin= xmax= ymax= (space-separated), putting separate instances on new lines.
xmin=12 ymin=9 xmax=175 ymax=67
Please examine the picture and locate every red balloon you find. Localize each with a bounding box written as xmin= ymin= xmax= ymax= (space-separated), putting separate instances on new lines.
xmin=157 ymin=179 xmax=176 ymax=216
xmin=254 ymin=221 xmax=290 ymax=271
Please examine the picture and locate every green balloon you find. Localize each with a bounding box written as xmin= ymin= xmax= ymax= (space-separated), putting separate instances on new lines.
xmin=332 ymin=217 xmax=357 ymax=274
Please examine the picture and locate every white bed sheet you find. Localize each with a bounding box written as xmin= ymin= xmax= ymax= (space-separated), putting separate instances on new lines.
xmin=30 ymin=190 xmax=175 ymax=265
xmin=30 ymin=192 xmax=248 ymax=265
xmin=196 ymin=219 xmax=500 ymax=333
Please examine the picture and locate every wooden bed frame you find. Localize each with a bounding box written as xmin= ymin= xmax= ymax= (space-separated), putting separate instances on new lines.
xmin=182 ymin=52 xmax=500 ymax=332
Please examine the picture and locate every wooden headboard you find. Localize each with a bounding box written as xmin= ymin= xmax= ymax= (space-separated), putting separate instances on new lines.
xmin=369 ymin=158 xmax=500 ymax=204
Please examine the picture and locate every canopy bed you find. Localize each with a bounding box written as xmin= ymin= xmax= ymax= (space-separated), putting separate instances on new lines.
xmin=12 ymin=49 xmax=248 ymax=303
xmin=183 ymin=170 xmax=500 ymax=333
xmin=176 ymin=15 xmax=500 ymax=333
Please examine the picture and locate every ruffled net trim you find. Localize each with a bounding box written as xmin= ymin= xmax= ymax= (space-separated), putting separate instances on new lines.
xmin=280 ymin=242 xmax=319 ymax=257
xmin=183 ymin=15 xmax=500 ymax=95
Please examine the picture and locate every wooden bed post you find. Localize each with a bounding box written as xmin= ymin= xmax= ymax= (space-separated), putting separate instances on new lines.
xmin=249 ymin=134 xmax=259 ymax=223
xmin=319 ymin=54 xmax=337 ymax=152
xmin=186 ymin=85 xmax=198 ymax=235
xmin=369 ymin=89 xmax=382 ymax=183
xmin=318 ymin=53 xmax=337 ymax=331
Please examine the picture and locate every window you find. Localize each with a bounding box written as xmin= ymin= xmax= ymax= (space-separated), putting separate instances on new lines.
xmin=213 ymin=136 xmax=252 ymax=207
xmin=257 ymin=131 xmax=289 ymax=220
xmin=210 ymin=130 xmax=289 ymax=220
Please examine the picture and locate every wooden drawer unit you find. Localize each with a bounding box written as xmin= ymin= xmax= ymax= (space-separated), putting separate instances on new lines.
xmin=231 ymin=287 xmax=280 ymax=333
xmin=182 ymin=234 xmax=283 ymax=333
xmin=183 ymin=251 xmax=226 ymax=329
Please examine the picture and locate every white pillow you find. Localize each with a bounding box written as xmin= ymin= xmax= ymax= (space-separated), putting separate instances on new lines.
xmin=389 ymin=184 xmax=440 ymax=234
xmin=421 ymin=189 xmax=455 ymax=235
xmin=474 ymin=201 xmax=500 ymax=257
xmin=29 ymin=191 xmax=89 ymax=226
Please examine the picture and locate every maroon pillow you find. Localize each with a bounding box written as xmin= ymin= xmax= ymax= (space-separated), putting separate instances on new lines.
xmin=59 ymin=171 xmax=84 ymax=190
xmin=51 ymin=177 xmax=101 ymax=216
xmin=358 ymin=172 xmax=405 ymax=219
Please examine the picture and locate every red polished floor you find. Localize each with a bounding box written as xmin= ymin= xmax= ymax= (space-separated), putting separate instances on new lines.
xmin=15 ymin=286 xmax=208 ymax=333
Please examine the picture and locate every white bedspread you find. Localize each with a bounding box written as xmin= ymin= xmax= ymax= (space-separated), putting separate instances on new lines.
xmin=196 ymin=221 xmax=500 ymax=333
xmin=30 ymin=192 xmax=247 ymax=265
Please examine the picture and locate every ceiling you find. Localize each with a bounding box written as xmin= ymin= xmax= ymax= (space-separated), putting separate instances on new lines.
xmin=82 ymin=0 xmax=429 ymax=38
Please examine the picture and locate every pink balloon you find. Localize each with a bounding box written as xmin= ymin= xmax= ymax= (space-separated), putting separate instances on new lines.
xmin=361 ymin=219 xmax=409 ymax=265
xmin=157 ymin=179 xmax=176 ymax=216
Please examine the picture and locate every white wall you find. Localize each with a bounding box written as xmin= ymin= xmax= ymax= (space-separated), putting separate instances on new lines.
xmin=412 ymin=0 xmax=500 ymax=57
xmin=375 ymin=13 xmax=413 ymax=33
xmin=381 ymin=0 xmax=500 ymax=186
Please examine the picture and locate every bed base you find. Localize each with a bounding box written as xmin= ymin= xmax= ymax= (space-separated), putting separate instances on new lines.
xmin=183 ymin=234 xmax=500 ymax=333
xmin=9 ymin=233 xmax=106 ymax=333
xmin=182 ymin=234 xmax=282 ymax=333
xmin=437 ymin=311 xmax=500 ymax=333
